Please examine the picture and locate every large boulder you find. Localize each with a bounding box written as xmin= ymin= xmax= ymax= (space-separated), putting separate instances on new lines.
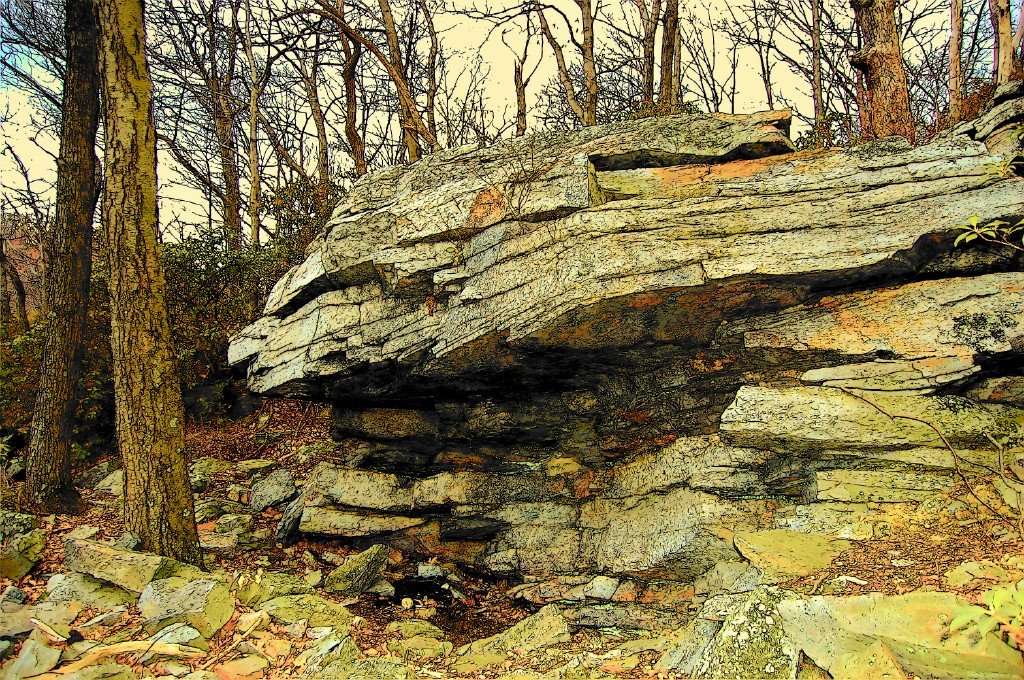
xmin=778 ymin=592 xmax=1024 ymax=679
xmin=229 ymin=98 xmax=1024 ymax=580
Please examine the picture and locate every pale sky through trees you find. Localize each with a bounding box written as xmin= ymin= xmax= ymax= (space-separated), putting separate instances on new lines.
xmin=0 ymin=0 xmax=1018 ymax=234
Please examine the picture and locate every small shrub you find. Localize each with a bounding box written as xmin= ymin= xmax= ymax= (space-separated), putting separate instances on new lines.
xmin=950 ymin=580 xmax=1024 ymax=649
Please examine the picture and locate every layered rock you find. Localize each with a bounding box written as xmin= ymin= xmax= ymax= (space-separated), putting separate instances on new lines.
xmin=232 ymin=85 xmax=1024 ymax=580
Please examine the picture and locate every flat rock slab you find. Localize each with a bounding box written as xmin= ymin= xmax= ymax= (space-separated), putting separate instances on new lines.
xmin=778 ymin=592 xmax=1024 ymax=679
xmin=258 ymin=594 xmax=354 ymax=628
xmin=324 ymin=544 xmax=389 ymax=595
xmin=138 ymin=577 xmax=234 ymax=637
xmin=733 ymin=530 xmax=850 ymax=582
xmin=64 ymin=539 xmax=188 ymax=594
xmin=0 ymin=529 xmax=45 ymax=580
xmin=46 ymin=573 xmax=135 ymax=609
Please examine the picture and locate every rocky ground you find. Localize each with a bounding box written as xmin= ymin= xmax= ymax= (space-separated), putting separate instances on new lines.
xmin=2 ymin=400 xmax=1024 ymax=679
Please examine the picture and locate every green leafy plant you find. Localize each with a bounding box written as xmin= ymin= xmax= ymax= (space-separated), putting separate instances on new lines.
xmin=954 ymin=215 xmax=1024 ymax=253
xmin=950 ymin=581 xmax=1024 ymax=649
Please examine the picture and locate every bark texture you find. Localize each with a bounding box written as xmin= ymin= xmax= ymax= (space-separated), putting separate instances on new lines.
xmin=849 ymin=0 xmax=915 ymax=143
xmin=22 ymin=0 xmax=102 ymax=508
xmin=97 ymin=0 xmax=201 ymax=564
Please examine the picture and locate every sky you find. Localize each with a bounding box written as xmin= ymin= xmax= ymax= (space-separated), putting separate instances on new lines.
xmin=0 ymin=0 xmax=997 ymax=234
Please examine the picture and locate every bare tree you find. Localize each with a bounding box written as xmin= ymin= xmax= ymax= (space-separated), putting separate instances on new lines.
xmin=850 ymin=0 xmax=915 ymax=142
xmin=950 ymin=0 xmax=964 ymax=122
xmin=988 ymin=0 xmax=1014 ymax=83
xmin=97 ymin=0 xmax=201 ymax=562
xmin=22 ymin=0 xmax=102 ymax=508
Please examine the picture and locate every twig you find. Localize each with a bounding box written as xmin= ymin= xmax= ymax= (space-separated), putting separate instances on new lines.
xmin=838 ymin=387 xmax=1012 ymax=525
xmin=36 ymin=642 xmax=205 ymax=677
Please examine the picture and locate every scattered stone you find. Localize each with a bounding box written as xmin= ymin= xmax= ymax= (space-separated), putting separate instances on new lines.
xmin=0 ymin=511 xmax=36 ymax=545
xmin=215 ymin=514 xmax=254 ymax=534
xmin=75 ymin=459 xmax=121 ymax=490
xmin=236 ymin=459 xmax=277 ymax=478
xmin=656 ymin=618 xmax=723 ymax=674
xmin=386 ymin=619 xmax=446 ymax=640
xmin=324 ymin=544 xmax=389 ymax=595
xmin=259 ymin=594 xmax=354 ymax=628
xmin=580 ymin=575 xmax=619 ymax=600
xmin=46 ymin=573 xmax=135 ymax=609
xmin=563 ymin=603 xmax=687 ymax=631
xmin=832 ymin=641 xmax=909 ymax=680
xmin=190 ymin=457 xmax=233 ymax=490
xmin=213 ymin=655 xmax=268 ymax=680
xmin=459 ymin=604 xmax=570 ymax=657
xmin=64 ymin=538 xmax=188 ymax=593
xmin=0 ymin=640 xmax=11 ymax=661
xmin=778 ymin=592 xmax=1024 ymax=679
xmin=387 ymin=634 xmax=453 ymax=661
xmin=149 ymin=623 xmax=209 ymax=651
xmin=249 ymin=469 xmax=296 ymax=512
xmin=236 ymin=611 xmax=271 ymax=634
xmin=4 ymin=637 xmax=61 ymax=678
xmin=138 ymin=578 xmax=234 ymax=637
xmin=298 ymin=508 xmax=424 ymax=537
xmin=110 ymin=531 xmax=141 ymax=551
xmin=0 ymin=529 xmax=45 ymax=580
xmin=695 ymin=560 xmax=763 ymax=596
xmin=62 ymin=663 xmax=139 ymax=680
xmin=303 ymin=571 xmax=323 ymax=588
xmin=0 ymin=601 xmax=82 ymax=639
xmin=692 ymin=587 xmax=799 ymax=679
xmin=195 ymin=500 xmax=231 ymax=524
xmin=66 ymin=525 xmax=100 ymax=541
xmin=366 ymin=579 xmax=395 ymax=598
xmin=416 ymin=562 xmax=447 ymax=579
xmin=235 ymin=571 xmax=313 ymax=607
xmin=945 ymin=557 xmax=1024 ymax=590
xmin=95 ymin=469 xmax=124 ymax=496
xmin=1 ymin=586 xmax=27 ymax=605
xmin=733 ymin=530 xmax=850 ymax=582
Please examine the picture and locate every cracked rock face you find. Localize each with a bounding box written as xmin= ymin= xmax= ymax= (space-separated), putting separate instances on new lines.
xmin=232 ymin=91 xmax=1024 ymax=579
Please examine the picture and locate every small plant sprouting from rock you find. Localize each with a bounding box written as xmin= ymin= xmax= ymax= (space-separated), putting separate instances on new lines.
xmin=950 ymin=580 xmax=1024 ymax=649
xmin=954 ymin=215 xmax=1024 ymax=253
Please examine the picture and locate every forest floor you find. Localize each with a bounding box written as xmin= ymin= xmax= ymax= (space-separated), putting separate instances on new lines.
xmin=2 ymin=400 xmax=1023 ymax=678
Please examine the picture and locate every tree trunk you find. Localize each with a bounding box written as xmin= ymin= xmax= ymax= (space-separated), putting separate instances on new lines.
xmin=0 ymin=237 xmax=29 ymax=333
xmin=241 ymin=0 xmax=262 ymax=245
xmin=210 ymin=85 xmax=244 ymax=250
xmin=537 ymin=10 xmax=588 ymax=126
xmin=340 ymin=34 xmax=367 ymax=177
xmin=96 ymin=0 xmax=201 ymax=564
xmin=658 ymin=0 xmax=679 ymax=107
xmin=378 ymin=0 xmax=421 ymax=161
xmin=22 ymin=0 xmax=102 ymax=509
xmin=949 ymin=0 xmax=964 ymax=123
xmin=849 ymin=0 xmax=915 ymax=143
xmin=811 ymin=0 xmax=826 ymax=145
xmin=638 ymin=0 xmax=662 ymax=109
xmin=514 ymin=56 xmax=528 ymax=136
xmin=418 ymin=0 xmax=439 ymax=149
xmin=579 ymin=0 xmax=598 ymax=125
xmin=988 ymin=0 xmax=1013 ymax=84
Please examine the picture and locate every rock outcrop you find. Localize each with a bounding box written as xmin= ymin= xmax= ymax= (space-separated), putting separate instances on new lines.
xmin=231 ymin=85 xmax=1024 ymax=581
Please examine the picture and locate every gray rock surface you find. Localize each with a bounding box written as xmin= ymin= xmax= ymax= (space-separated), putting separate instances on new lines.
xmin=63 ymin=539 xmax=188 ymax=593
xmin=137 ymin=577 xmax=234 ymax=637
xmin=227 ymin=98 xmax=1024 ymax=581
xmin=249 ymin=468 xmax=297 ymax=512
xmin=324 ymin=544 xmax=389 ymax=595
